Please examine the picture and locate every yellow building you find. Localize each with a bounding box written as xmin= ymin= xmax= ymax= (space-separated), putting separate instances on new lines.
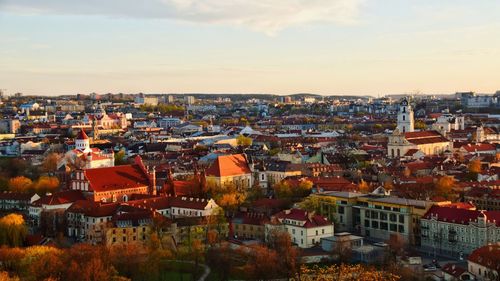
xmin=205 ymin=154 xmax=253 ymax=189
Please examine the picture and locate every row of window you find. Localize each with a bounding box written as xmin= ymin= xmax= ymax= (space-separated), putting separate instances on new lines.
xmin=364 ymin=220 xmax=405 ymax=233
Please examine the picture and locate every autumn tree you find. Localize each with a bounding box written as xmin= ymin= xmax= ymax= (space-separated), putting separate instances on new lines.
xmin=468 ymin=158 xmax=482 ymax=174
xmin=268 ymin=230 xmax=300 ymax=279
xmin=358 ymin=180 xmax=370 ymax=193
xmin=41 ymin=153 xmax=61 ymax=174
xmin=0 ymin=214 xmax=27 ymax=247
xmin=434 ymin=175 xmax=455 ymax=198
xmin=8 ymin=177 xmax=33 ymax=193
xmin=297 ymin=264 xmax=400 ymax=281
xmin=206 ymin=244 xmax=235 ymax=281
xmin=32 ymin=176 xmax=59 ymax=194
xmin=244 ymin=245 xmax=280 ymax=280
xmin=299 ymin=196 xmax=322 ymax=214
xmin=236 ymin=135 xmax=253 ymax=147
xmin=0 ymin=272 xmax=20 ymax=281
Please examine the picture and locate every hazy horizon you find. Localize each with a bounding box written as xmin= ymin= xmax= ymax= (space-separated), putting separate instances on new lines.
xmin=1 ymin=1 xmax=499 ymax=96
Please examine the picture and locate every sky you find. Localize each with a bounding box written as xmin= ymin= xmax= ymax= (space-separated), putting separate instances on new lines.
xmin=0 ymin=0 xmax=499 ymax=96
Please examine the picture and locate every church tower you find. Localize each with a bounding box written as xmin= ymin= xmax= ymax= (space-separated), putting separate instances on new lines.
xmin=75 ymin=128 xmax=91 ymax=153
xmin=397 ymin=98 xmax=414 ymax=133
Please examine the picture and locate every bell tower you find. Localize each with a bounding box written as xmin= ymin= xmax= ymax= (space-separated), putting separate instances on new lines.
xmin=397 ymin=98 xmax=414 ymax=133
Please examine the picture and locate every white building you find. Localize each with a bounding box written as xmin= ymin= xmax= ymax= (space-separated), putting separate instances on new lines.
xmin=272 ymin=209 xmax=334 ymax=248
xmin=421 ymin=206 xmax=500 ymax=258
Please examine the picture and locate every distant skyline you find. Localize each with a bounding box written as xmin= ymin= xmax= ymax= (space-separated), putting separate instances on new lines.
xmin=0 ymin=0 xmax=499 ymax=96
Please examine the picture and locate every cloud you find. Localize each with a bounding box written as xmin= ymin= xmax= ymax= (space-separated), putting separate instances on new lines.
xmin=0 ymin=0 xmax=364 ymax=34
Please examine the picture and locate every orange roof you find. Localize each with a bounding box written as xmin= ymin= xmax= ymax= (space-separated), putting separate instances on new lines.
xmin=84 ymin=164 xmax=150 ymax=192
xmin=205 ymin=154 xmax=251 ymax=177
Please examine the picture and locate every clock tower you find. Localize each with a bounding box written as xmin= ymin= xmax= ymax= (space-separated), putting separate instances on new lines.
xmin=397 ymin=98 xmax=414 ymax=133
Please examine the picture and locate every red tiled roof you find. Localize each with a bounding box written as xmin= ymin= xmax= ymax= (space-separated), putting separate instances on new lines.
xmin=34 ymin=190 xmax=85 ymax=206
xmin=423 ymin=206 xmax=500 ymax=226
xmin=442 ymin=263 xmax=467 ymax=278
xmin=460 ymin=143 xmax=496 ymax=152
xmin=468 ymin=244 xmax=500 ymax=271
xmin=404 ymin=131 xmax=449 ymax=145
xmin=67 ymin=200 xmax=120 ymax=217
xmin=205 ymin=154 xmax=251 ymax=177
xmin=127 ymin=196 xmax=171 ymax=211
xmin=232 ymin=212 xmax=269 ymax=226
xmin=84 ymin=164 xmax=150 ymax=192
xmin=275 ymin=209 xmax=331 ymax=228
xmin=76 ymin=128 xmax=89 ymax=140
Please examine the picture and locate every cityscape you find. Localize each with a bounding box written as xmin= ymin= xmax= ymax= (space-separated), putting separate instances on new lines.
xmin=1 ymin=1 xmax=500 ymax=281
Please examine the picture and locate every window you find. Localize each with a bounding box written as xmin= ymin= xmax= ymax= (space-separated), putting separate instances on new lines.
xmin=381 ymin=222 xmax=388 ymax=230
xmin=338 ymin=206 xmax=345 ymax=214
xmin=402 ymin=115 xmax=405 ymax=121
xmin=390 ymin=224 xmax=397 ymax=232
xmin=322 ymin=229 xmax=325 ymax=234
xmin=389 ymin=214 xmax=397 ymax=222
xmin=292 ymin=229 xmax=295 ymax=234
xmin=371 ymin=211 xmax=379 ymax=219
xmin=372 ymin=221 xmax=379 ymax=229
xmin=364 ymin=220 xmax=370 ymax=227
xmin=399 ymin=215 xmax=404 ymax=223
xmin=380 ymin=213 xmax=387 ymax=220
xmin=301 ymin=239 xmax=303 ymax=245
xmin=316 ymin=230 xmax=318 ymax=235
xmin=123 ymin=237 xmax=126 ymax=242
xmin=398 ymin=225 xmax=404 ymax=233
xmin=365 ymin=210 xmax=370 ymax=218
xmin=312 ymin=238 xmax=315 ymax=244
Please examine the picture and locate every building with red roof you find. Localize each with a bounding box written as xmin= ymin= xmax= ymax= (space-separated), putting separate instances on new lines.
xmin=388 ymin=129 xmax=452 ymax=159
xmin=271 ymin=208 xmax=334 ymax=248
xmin=69 ymin=156 xmax=155 ymax=203
xmin=421 ymin=205 xmax=500 ymax=256
xmin=468 ymin=244 xmax=500 ymax=280
xmin=459 ymin=143 xmax=497 ymax=156
xmin=205 ymin=153 xmax=253 ymax=189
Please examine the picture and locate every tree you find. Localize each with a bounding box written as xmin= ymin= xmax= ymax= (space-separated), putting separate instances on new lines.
xmin=358 ymin=180 xmax=370 ymax=193
xmin=435 ymin=176 xmax=455 ymax=198
xmin=41 ymin=153 xmax=61 ymax=174
xmin=114 ymin=149 xmax=127 ymax=166
xmin=0 ymin=214 xmax=27 ymax=247
xmin=236 ymin=135 xmax=252 ymax=147
xmin=8 ymin=177 xmax=33 ymax=193
xmin=299 ymin=196 xmax=322 ymax=214
xmin=244 ymin=245 xmax=280 ymax=280
xmin=297 ymin=264 xmax=400 ymax=281
xmin=268 ymin=230 xmax=300 ymax=279
xmin=414 ymin=120 xmax=426 ymax=130
xmin=0 ymin=272 xmax=20 ymax=281
xmin=274 ymin=181 xmax=292 ymax=199
xmin=32 ymin=176 xmax=59 ymax=194
xmin=468 ymin=158 xmax=482 ymax=174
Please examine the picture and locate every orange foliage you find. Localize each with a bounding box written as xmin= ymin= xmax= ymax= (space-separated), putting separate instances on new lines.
xmin=468 ymin=158 xmax=482 ymax=174
xmin=296 ymin=264 xmax=400 ymax=281
xmin=8 ymin=177 xmax=33 ymax=193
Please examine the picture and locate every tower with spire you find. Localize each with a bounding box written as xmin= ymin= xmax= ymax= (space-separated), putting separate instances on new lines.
xmin=75 ymin=129 xmax=91 ymax=153
xmin=397 ymin=98 xmax=414 ymax=133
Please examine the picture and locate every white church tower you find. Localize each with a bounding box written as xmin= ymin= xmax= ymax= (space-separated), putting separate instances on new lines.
xmin=75 ymin=128 xmax=91 ymax=153
xmin=397 ymin=98 xmax=414 ymax=133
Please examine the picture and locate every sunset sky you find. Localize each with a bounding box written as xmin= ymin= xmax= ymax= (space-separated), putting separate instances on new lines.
xmin=0 ymin=0 xmax=499 ymax=96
